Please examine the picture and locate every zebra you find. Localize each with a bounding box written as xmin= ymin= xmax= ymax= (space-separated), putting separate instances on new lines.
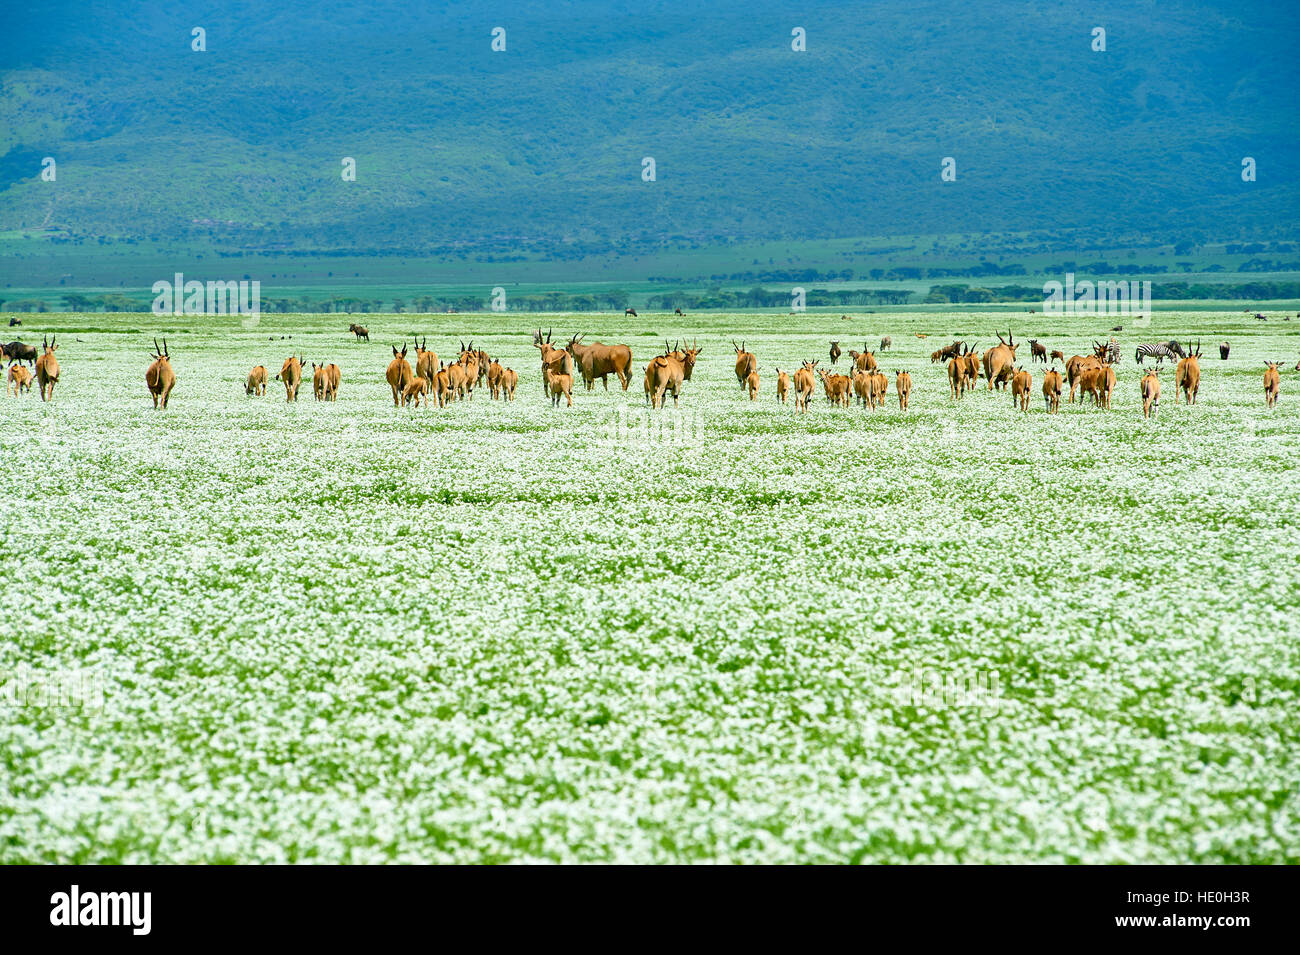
xmin=1135 ymin=342 xmax=1178 ymax=365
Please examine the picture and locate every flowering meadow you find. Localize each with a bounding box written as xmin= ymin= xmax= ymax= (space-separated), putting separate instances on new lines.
xmin=1 ymin=309 xmax=1297 ymax=863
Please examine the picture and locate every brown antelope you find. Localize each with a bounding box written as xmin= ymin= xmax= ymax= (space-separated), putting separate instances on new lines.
xmin=747 ymin=369 xmax=760 ymax=400
xmin=567 ymin=334 xmax=634 ymax=391
xmin=1140 ymin=367 xmax=1160 ymax=418
xmin=145 ymin=338 xmax=175 ymax=409
xmin=403 ymin=375 xmax=430 ymax=409
xmin=446 ymin=361 xmax=470 ymax=400
xmin=1294 ymin=357 xmax=1300 ymax=372
xmin=7 ymin=363 xmax=33 ymax=396
xmin=1264 ymin=362 xmax=1281 ymax=408
xmin=432 ymin=361 xmax=453 ymax=407
xmin=733 ymin=341 xmax=757 ymax=387
xmin=853 ymin=369 xmax=872 ymax=408
xmin=327 ymin=363 xmax=341 ymax=400
xmin=533 ymin=328 xmax=569 ymax=395
xmin=850 ymin=344 xmax=878 ymax=374
xmin=485 ymin=358 xmax=504 ymax=398
xmin=947 ymin=356 xmax=966 ymax=399
xmin=647 ymin=342 xmax=700 ymax=409
xmin=276 ymin=355 xmax=306 ymax=402
xmin=1042 ymin=367 xmax=1062 ymax=413
xmin=502 ymin=366 xmax=517 ymax=401
xmin=414 ymin=337 xmax=438 ymax=387
xmin=548 ymin=364 xmax=574 ymax=407
xmin=792 ymin=360 xmax=817 ymax=413
xmin=775 ymin=368 xmax=790 ymax=404
xmin=1077 ymin=366 xmax=1105 ymax=406
xmin=1066 ymin=354 xmax=1102 ymax=402
xmin=1028 ymin=339 xmax=1047 ymax=363
xmin=34 ymin=335 xmax=59 ymax=401
xmin=1098 ymin=364 xmax=1117 ymax=409
xmin=386 ymin=344 xmax=413 ymax=406
xmin=819 ymin=369 xmax=850 ymax=407
xmin=1175 ymin=341 xmax=1201 ymax=404
xmin=895 ymin=370 xmax=911 ymax=410
xmin=983 ymin=330 xmax=1018 ymax=390
xmin=1011 ymin=366 xmax=1032 ymax=411
xmin=829 ymin=341 xmax=841 ymax=365
xmin=457 ymin=341 xmax=481 ymax=398
xmin=245 ymin=365 xmax=268 ymax=396
xmin=1050 ymin=349 xmax=1065 ymax=364
xmin=870 ymin=371 xmax=887 ymax=407
xmin=312 ymin=362 xmax=328 ymax=400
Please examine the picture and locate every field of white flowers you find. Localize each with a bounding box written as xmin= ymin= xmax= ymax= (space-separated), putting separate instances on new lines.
xmin=1 ymin=308 xmax=1297 ymax=863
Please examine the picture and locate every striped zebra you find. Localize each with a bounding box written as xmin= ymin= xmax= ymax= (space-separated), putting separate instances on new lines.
xmin=1135 ymin=342 xmax=1177 ymax=365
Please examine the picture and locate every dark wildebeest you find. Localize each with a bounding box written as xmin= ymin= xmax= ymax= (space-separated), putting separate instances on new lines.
xmin=1219 ymin=341 xmax=1230 ymax=360
xmin=8 ymin=317 xmax=20 ymax=327
xmin=625 ymin=307 xmax=638 ymax=317
xmin=1029 ymin=339 xmax=1047 ymax=363
xmin=829 ymin=341 xmax=841 ymax=365
xmin=879 ymin=336 xmax=892 ymax=352
xmin=3 ymin=340 xmax=37 ymax=366
xmin=349 ymin=323 xmax=369 ymax=342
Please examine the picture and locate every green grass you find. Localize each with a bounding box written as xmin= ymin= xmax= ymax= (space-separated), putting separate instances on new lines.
xmin=0 ymin=308 xmax=1297 ymax=863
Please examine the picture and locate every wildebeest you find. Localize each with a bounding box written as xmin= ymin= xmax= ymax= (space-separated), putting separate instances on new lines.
xmin=34 ymin=335 xmax=59 ymax=401
xmin=1049 ymin=349 xmax=1065 ymax=364
xmin=8 ymin=317 xmax=19 ymax=327
xmin=349 ymin=323 xmax=370 ymax=342
xmin=674 ymin=308 xmax=684 ymax=316
xmin=1264 ymin=362 xmax=1281 ymax=408
xmin=733 ymin=341 xmax=757 ymax=386
xmin=829 ymin=341 xmax=841 ymax=365
xmin=880 ymin=336 xmax=892 ymax=352
xmin=3 ymin=340 xmax=37 ymax=366
xmin=277 ymin=355 xmax=306 ymax=402
xmin=625 ymin=307 xmax=638 ymax=317
xmin=1175 ymin=341 xmax=1201 ymax=404
xmin=7 ymin=364 xmax=32 ymax=396
xmin=386 ymin=343 xmax=413 ymax=406
xmin=567 ymin=334 xmax=634 ymax=391
xmin=246 ymin=365 xmax=268 ymax=396
xmin=895 ymin=370 xmax=911 ymax=410
xmin=1141 ymin=367 xmax=1160 ymax=418
xmin=1042 ymin=367 xmax=1062 ymax=413
xmin=983 ymin=330 xmax=1019 ymax=391
xmin=1029 ymin=339 xmax=1047 ymax=363
xmin=1011 ymin=367 xmax=1032 ymax=412
xmin=1219 ymin=341 xmax=1230 ymax=360
xmin=145 ymin=338 xmax=175 ymax=409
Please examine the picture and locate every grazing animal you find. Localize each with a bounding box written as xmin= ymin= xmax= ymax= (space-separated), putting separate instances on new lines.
xmin=819 ymin=369 xmax=850 ymax=407
xmin=1175 ymin=341 xmax=1201 ymax=405
xmin=747 ymin=369 xmax=760 ymax=400
xmin=853 ymin=370 xmax=873 ymax=409
xmin=1029 ymin=339 xmax=1047 ymax=363
xmin=325 ymin=363 xmax=341 ymax=400
xmin=4 ymin=340 xmax=37 ymax=366
xmin=1077 ymin=366 xmax=1105 ymax=406
xmin=432 ymin=362 xmax=452 ymax=407
xmin=895 ymin=370 xmax=911 ymax=410
xmin=245 ymin=365 xmax=268 ymax=396
xmin=386 ymin=344 xmax=413 ymax=406
xmin=1098 ymin=364 xmax=1117 ymax=409
xmin=457 ymin=341 xmax=481 ymax=398
xmin=624 ymin=307 xmax=638 ymax=317
xmin=963 ymin=345 xmax=981 ymax=388
xmin=8 ymin=363 xmax=33 ymax=396
xmin=1141 ymin=368 xmax=1160 ymax=418
xmin=34 ymin=335 xmax=59 ymax=401
xmin=1049 ymin=349 xmax=1065 ymax=364
xmin=947 ymin=356 xmax=967 ymax=399
xmin=414 ymin=337 xmax=438 ymax=386
xmin=733 ymin=341 xmax=758 ymax=386
xmin=1041 ymin=367 xmax=1062 ymax=413
xmin=1011 ymin=366 xmax=1032 ymax=411
xmin=775 ymin=369 xmax=789 ymax=404
xmin=486 ymin=358 xmax=505 ymax=399
xmin=348 ymin=323 xmax=370 ymax=342
xmin=277 ymin=355 xmax=306 ymax=402
xmin=403 ymin=375 xmax=429 ymax=409
xmin=312 ymin=362 xmax=328 ymax=400
xmin=1165 ymin=340 xmax=1187 ymax=359
xmin=1135 ymin=342 xmax=1178 ymax=365
xmin=880 ymin=336 xmax=892 ymax=352
xmin=145 ymin=338 xmax=175 ymax=409
xmin=792 ymin=360 xmax=817 ymax=413
xmin=1219 ymin=342 xmax=1230 ymax=360
xmin=501 ymin=366 xmax=518 ymax=401
xmin=533 ymin=328 xmax=569 ymax=396
xmin=675 ymin=308 xmax=684 ymax=316
xmin=646 ymin=342 xmax=699 ymax=409
xmin=829 ymin=341 xmax=842 ymax=365
xmin=548 ymin=366 xmax=574 ymax=407
xmin=1264 ymin=362 xmax=1281 ymax=408
xmin=850 ymin=344 xmax=878 ymax=374
xmin=567 ymin=334 xmax=634 ymax=391
xmin=8 ymin=317 xmax=20 ymax=327
xmin=984 ymin=330 xmax=1018 ymax=390
xmin=446 ymin=361 xmax=469 ymax=400
xmin=1066 ymin=354 xmax=1102 ymax=402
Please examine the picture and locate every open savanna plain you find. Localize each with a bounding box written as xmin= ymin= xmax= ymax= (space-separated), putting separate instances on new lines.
xmin=1 ymin=308 xmax=1297 ymax=863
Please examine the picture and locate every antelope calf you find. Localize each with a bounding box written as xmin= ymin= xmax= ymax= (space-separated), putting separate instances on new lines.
xmin=1028 ymin=339 xmax=1047 ymax=363
xmin=403 ymin=375 xmax=430 ymax=409
xmin=433 ymin=362 xmax=453 ymax=407
xmin=747 ymin=369 xmax=760 ymax=401
xmin=7 ymin=364 xmax=33 ymax=396
xmin=1050 ymin=349 xmax=1065 ymax=364
xmin=1099 ymin=364 xmax=1117 ymax=409
xmin=871 ymin=371 xmax=887 ymax=407
xmin=486 ymin=358 xmax=504 ymax=399
xmin=35 ymin=335 xmax=60 ymax=401
xmin=1264 ymin=362 xmax=1281 ymax=408
xmin=145 ymin=338 xmax=175 ymax=409
xmin=312 ymin=362 xmax=328 ymax=400
xmin=446 ymin=361 xmax=469 ymax=400
xmin=1141 ymin=367 xmax=1160 ymax=418
xmin=502 ymin=366 xmax=518 ymax=401
xmin=947 ymin=356 xmax=966 ymax=399
xmin=853 ymin=369 xmax=872 ymax=408
xmin=1011 ymin=366 xmax=1032 ymax=411
xmin=734 ymin=341 xmax=757 ymax=387
xmin=1041 ymin=367 xmax=1062 ymax=413
xmin=775 ymin=368 xmax=790 ymax=404
xmin=278 ymin=355 xmax=305 ymax=402
xmin=245 ymin=365 xmax=268 ymax=396
xmin=895 ymin=370 xmax=911 ymax=410
xmin=549 ymin=367 xmax=573 ymax=407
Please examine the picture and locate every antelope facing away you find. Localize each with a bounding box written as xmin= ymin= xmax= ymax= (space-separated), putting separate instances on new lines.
xmin=1141 ymin=367 xmax=1160 ymax=418
xmin=1011 ymin=367 xmax=1032 ymax=412
xmin=278 ymin=355 xmax=306 ymax=402
xmin=386 ymin=343 xmax=413 ymax=406
xmin=1264 ymin=362 xmax=1280 ymax=408
xmin=145 ymin=338 xmax=175 ymax=409
xmin=747 ymin=369 xmax=760 ymax=401
xmin=35 ymin=335 xmax=59 ymax=401
xmin=895 ymin=370 xmax=911 ymax=410
xmin=1042 ymin=367 xmax=1062 ymax=413
xmin=414 ymin=337 xmax=438 ymax=387
xmin=792 ymin=360 xmax=817 ymax=413
xmin=246 ymin=365 xmax=268 ymax=396
xmin=734 ymin=341 xmax=757 ymax=387
xmin=983 ymin=330 xmax=1017 ymax=391
xmin=775 ymin=368 xmax=790 ymax=404
xmin=7 ymin=364 xmax=32 ymax=396
xmin=1175 ymin=341 xmax=1201 ymax=405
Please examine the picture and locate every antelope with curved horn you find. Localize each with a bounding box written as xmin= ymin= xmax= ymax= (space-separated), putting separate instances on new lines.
xmin=145 ymin=338 xmax=175 ymax=409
